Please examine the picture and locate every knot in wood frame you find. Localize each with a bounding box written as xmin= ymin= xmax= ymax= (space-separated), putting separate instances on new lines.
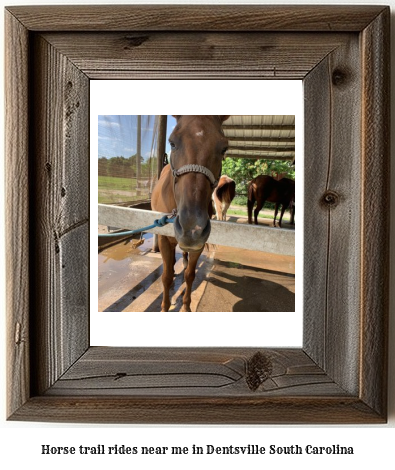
xmin=321 ymin=190 xmax=340 ymax=208
xmin=332 ymin=67 xmax=350 ymax=87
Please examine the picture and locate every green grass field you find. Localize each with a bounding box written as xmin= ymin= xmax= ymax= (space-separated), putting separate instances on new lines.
xmin=226 ymin=207 xmax=291 ymax=222
xmin=98 ymin=175 xmax=137 ymax=191
xmin=98 ymin=175 xmax=145 ymax=204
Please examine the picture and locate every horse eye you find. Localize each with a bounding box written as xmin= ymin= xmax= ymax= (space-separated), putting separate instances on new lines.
xmin=169 ymin=141 xmax=176 ymax=149
xmin=221 ymin=147 xmax=228 ymax=155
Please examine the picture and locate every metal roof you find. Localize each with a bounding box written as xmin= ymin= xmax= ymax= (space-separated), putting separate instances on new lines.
xmin=223 ymin=115 xmax=295 ymax=162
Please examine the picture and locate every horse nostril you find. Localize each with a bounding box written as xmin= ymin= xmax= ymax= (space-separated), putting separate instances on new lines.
xmin=174 ymin=215 xmax=182 ymax=232
xmin=204 ymin=219 xmax=211 ymax=234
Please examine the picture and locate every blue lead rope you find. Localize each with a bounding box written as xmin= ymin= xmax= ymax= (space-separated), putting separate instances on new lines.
xmin=98 ymin=215 xmax=175 ymax=238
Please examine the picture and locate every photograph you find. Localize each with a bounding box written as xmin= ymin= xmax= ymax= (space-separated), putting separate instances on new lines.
xmin=97 ymin=115 xmax=296 ymax=313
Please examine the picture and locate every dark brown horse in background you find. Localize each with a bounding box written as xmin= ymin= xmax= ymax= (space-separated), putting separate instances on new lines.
xmin=151 ymin=115 xmax=230 ymax=312
xmin=212 ymin=175 xmax=236 ymax=221
xmin=247 ymin=175 xmax=295 ymax=227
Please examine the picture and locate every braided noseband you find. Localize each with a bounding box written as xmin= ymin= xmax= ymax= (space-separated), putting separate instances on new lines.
xmin=170 ymin=161 xmax=219 ymax=189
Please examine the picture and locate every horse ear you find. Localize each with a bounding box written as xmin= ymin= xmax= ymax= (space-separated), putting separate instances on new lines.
xmin=219 ymin=115 xmax=230 ymax=122
xmin=172 ymin=115 xmax=181 ymax=120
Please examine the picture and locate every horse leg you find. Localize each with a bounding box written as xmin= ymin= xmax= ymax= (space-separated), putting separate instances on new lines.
xmin=182 ymin=251 xmax=188 ymax=269
xmin=158 ymin=235 xmax=177 ymax=312
xmin=217 ymin=203 xmax=223 ymax=221
xmin=254 ymin=198 xmax=264 ymax=225
xmin=222 ymin=202 xmax=228 ymax=221
xmin=273 ymin=203 xmax=279 ymax=227
xmin=247 ymin=192 xmax=255 ymax=224
xmin=180 ymin=250 xmax=202 ymax=312
xmin=278 ymin=204 xmax=288 ymax=228
xmin=290 ymin=204 xmax=295 ymax=225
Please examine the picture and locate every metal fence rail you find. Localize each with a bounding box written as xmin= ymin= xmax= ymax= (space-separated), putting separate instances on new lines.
xmin=98 ymin=204 xmax=295 ymax=256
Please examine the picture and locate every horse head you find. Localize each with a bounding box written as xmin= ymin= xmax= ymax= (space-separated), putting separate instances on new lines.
xmin=169 ymin=115 xmax=230 ymax=252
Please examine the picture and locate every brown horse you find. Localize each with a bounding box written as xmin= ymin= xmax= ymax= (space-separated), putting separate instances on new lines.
xmin=212 ymin=175 xmax=236 ymax=221
xmin=151 ymin=115 xmax=230 ymax=312
xmin=247 ymin=175 xmax=295 ymax=227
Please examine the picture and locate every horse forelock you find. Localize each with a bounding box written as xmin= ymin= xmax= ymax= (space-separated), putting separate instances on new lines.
xmin=174 ymin=115 xmax=227 ymax=127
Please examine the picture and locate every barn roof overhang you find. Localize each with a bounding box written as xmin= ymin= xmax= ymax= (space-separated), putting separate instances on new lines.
xmin=223 ymin=115 xmax=295 ymax=163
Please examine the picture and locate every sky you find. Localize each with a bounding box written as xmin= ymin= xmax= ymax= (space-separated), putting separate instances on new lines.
xmin=98 ymin=115 xmax=177 ymax=160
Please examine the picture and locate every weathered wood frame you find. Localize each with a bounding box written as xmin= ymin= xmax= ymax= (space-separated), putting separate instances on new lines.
xmin=5 ymin=5 xmax=390 ymax=423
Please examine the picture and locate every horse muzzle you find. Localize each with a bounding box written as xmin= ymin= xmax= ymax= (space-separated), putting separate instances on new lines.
xmin=173 ymin=214 xmax=211 ymax=252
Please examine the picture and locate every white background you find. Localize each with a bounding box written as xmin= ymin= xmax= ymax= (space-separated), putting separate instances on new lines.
xmin=1 ymin=1 xmax=394 ymax=469
xmin=91 ymin=79 xmax=304 ymax=347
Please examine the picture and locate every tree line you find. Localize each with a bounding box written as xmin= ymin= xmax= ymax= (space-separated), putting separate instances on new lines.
xmin=98 ymin=155 xmax=155 ymax=179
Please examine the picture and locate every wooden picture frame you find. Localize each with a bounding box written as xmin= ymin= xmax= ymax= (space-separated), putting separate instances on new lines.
xmin=5 ymin=5 xmax=390 ymax=424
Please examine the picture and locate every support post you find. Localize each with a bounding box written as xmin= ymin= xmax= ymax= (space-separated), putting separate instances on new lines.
xmin=136 ymin=115 xmax=141 ymax=196
xmin=157 ymin=115 xmax=168 ymax=179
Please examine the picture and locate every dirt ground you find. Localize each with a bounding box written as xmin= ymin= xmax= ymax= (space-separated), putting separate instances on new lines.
xmin=98 ymin=214 xmax=295 ymax=313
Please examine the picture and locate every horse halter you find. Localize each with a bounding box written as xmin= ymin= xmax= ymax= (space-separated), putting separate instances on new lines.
xmin=170 ymin=159 xmax=220 ymax=189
